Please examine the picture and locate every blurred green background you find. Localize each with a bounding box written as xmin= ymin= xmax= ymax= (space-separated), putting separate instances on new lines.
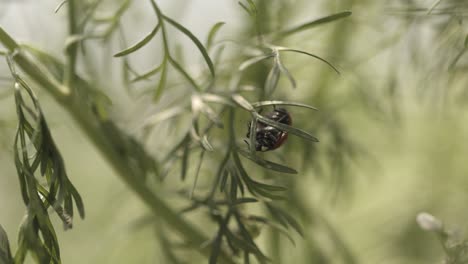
xmin=2 ymin=0 xmax=468 ymax=263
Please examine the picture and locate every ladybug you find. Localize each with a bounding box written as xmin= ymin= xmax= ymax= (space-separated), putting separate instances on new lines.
xmin=246 ymin=108 xmax=292 ymax=151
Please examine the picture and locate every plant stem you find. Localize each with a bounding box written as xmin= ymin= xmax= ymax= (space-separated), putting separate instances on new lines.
xmin=0 ymin=27 xmax=235 ymax=264
xmin=64 ymin=0 xmax=78 ymax=90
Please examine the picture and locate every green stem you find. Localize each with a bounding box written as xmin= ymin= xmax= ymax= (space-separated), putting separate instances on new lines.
xmin=0 ymin=27 xmax=235 ymax=264
xmin=64 ymin=0 xmax=78 ymax=90
xmin=0 ymin=28 xmax=70 ymax=99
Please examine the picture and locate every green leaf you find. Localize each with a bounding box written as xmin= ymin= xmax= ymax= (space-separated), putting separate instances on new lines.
xmin=0 ymin=224 xmax=12 ymax=264
xmin=69 ymin=182 xmax=85 ymax=219
xmin=232 ymin=94 xmax=254 ymax=112
xmin=163 ymin=15 xmax=215 ymax=77
xmin=280 ymin=11 xmax=352 ymax=37
xmin=201 ymin=93 xmax=235 ymax=106
xmin=114 ymin=23 xmax=161 ymax=57
xmin=264 ymin=61 xmax=280 ymax=96
xmin=427 ymin=0 xmax=443 ymax=14
xmin=144 ymin=106 xmax=185 ymax=127
xmin=220 ymin=169 xmax=229 ymax=192
xmin=206 ymin=22 xmax=225 ymax=50
xmin=248 ymin=118 xmax=257 ymax=154
xmin=251 ymin=101 xmax=317 ymax=110
xmin=237 ymin=149 xmax=298 ymax=174
xmin=277 ymin=48 xmax=340 ymax=74
xmin=265 ymin=203 xmax=304 ymax=237
xmin=54 ymin=0 xmax=68 ymax=13
xmin=131 ymin=64 xmax=163 ymax=82
xmin=169 ymin=56 xmax=200 ymax=90
xmin=239 ymin=54 xmax=274 ymax=71
xmin=190 ymin=151 xmax=205 ymax=198
xmin=154 ymin=58 xmax=168 ymax=101
xmin=248 ymin=216 xmax=296 ymax=246
xmin=181 ymin=135 xmax=190 ymax=181
xmin=200 ymin=135 xmax=214 ymax=152
xmin=238 ymin=1 xmax=253 ymax=16
xmin=276 ymin=59 xmax=296 ymax=89
xmin=254 ymin=112 xmax=319 ymax=142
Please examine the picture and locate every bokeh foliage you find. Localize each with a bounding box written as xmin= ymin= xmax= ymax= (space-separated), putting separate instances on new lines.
xmin=1 ymin=0 xmax=468 ymax=263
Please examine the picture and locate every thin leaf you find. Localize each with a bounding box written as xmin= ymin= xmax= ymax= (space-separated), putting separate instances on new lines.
xmin=277 ymin=48 xmax=340 ymax=74
xmin=248 ymin=118 xmax=257 ymax=154
xmin=232 ymin=94 xmax=254 ymax=112
xmin=245 ymin=0 xmax=257 ymax=14
xmin=181 ymin=135 xmax=190 ymax=181
xmin=206 ymin=22 xmax=225 ymax=50
xmin=154 ymin=59 xmax=168 ymax=101
xmin=114 ymin=23 xmax=161 ymax=57
xmin=0 ymin=224 xmax=12 ymax=264
xmin=427 ymin=0 xmax=443 ymax=14
xmin=144 ymin=106 xmax=185 ymax=127
xmin=68 ymin=182 xmax=85 ymax=219
xmin=237 ymin=149 xmax=298 ymax=174
xmin=54 ymin=0 xmax=68 ymax=13
xmin=276 ymin=59 xmax=296 ymax=89
xmin=281 ymin=11 xmax=352 ymax=37
xmin=169 ymin=56 xmax=200 ymax=90
xmin=201 ymin=93 xmax=235 ymax=106
xmin=190 ymin=151 xmax=205 ymax=198
xmin=248 ymin=216 xmax=296 ymax=246
xmin=265 ymin=203 xmax=304 ymax=237
xmin=251 ymin=101 xmax=317 ymax=110
xmin=254 ymin=112 xmax=319 ymax=142
xmin=220 ymin=169 xmax=229 ymax=192
xmin=239 ymin=54 xmax=274 ymax=71
xmin=163 ymin=15 xmax=215 ymax=77
xmin=264 ymin=61 xmax=280 ymax=96
xmin=238 ymin=2 xmax=252 ymax=16
xmin=200 ymin=135 xmax=214 ymax=152
xmin=131 ymin=64 xmax=163 ymax=82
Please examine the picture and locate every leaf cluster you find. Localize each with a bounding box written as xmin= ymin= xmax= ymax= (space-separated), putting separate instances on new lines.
xmin=6 ymin=57 xmax=84 ymax=263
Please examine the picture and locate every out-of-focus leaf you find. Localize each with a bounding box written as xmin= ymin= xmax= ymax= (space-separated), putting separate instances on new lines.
xmin=163 ymin=15 xmax=215 ymax=77
xmin=276 ymin=59 xmax=296 ymax=89
xmin=280 ymin=11 xmax=352 ymax=37
xmin=232 ymin=94 xmax=254 ymax=112
xmin=200 ymin=135 xmax=214 ymax=152
xmin=0 ymin=224 xmax=13 ymax=264
xmin=251 ymin=101 xmax=317 ymax=110
xmin=181 ymin=135 xmax=190 ymax=181
xmin=248 ymin=118 xmax=257 ymax=154
xmin=237 ymin=149 xmax=298 ymax=174
xmin=154 ymin=58 xmax=168 ymax=101
xmin=169 ymin=56 xmax=200 ymax=90
xmin=239 ymin=54 xmax=274 ymax=71
xmin=114 ymin=23 xmax=161 ymax=57
xmin=265 ymin=203 xmax=304 ymax=237
xmin=254 ymin=112 xmax=319 ymax=142
xmin=131 ymin=64 xmax=162 ymax=82
xmin=427 ymin=0 xmax=443 ymax=14
xmin=277 ymin=48 xmax=340 ymax=74
xmin=264 ymin=62 xmax=280 ymax=96
xmin=201 ymin=93 xmax=235 ymax=106
xmin=206 ymin=22 xmax=225 ymax=50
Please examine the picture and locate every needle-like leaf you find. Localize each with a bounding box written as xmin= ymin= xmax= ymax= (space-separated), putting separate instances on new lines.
xmin=114 ymin=23 xmax=161 ymax=57
xmin=237 ymin=149 xmax=298 ymax=174
xmin=280 ymin=11 xmax=352 ymax=37
xmin=277 ymin=48 xmax=340 ymax=74
xmin=254 ymin=112 xmax=319 ymax=142
xmin=251 ymin=101 xmax=317 ymax=110
xmin=163 ymin=15 xmax=215 ymax=77
xmin=206 ymin=22 xmax=226 ymax=50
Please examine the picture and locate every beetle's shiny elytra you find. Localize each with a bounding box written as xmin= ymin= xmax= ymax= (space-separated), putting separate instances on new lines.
xmin=246 ymin=108 xmax=292 ymax=152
